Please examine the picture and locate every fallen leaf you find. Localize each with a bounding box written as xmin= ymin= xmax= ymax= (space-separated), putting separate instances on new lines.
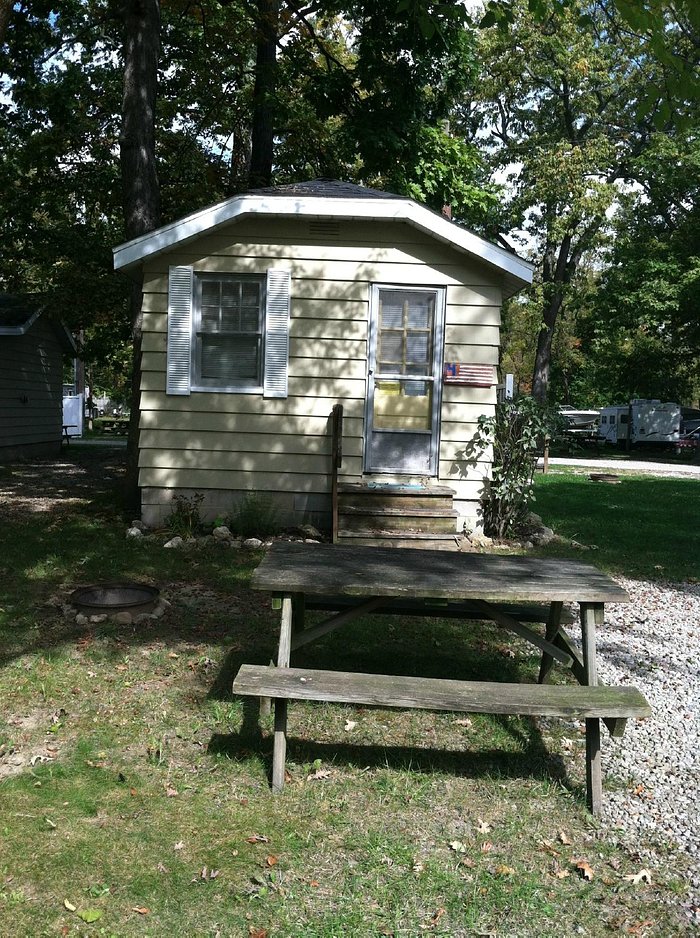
xmin=344 ymin=720 xmax=357 ymax=731
xmin=248 ymin=927 xmax=267 ymax=938
xmin=129 ymin=787 xmax=138 ymax=797
xmin=246 ymin=834 xmax=270 ymax=844
xmin=307 ymin=767 xmax=332 ymax=781
xmin=63 ymin=899 xmax=76 ymax=912
xmin=166 ymin=787 xmax=178 ymax=797
xmin=480 ymin=841 xmax=493 ymax=853
xmin=209 ymin=869 xmax=220 ymax=879
xmin=157 ymin=863 xmax=169 ymax=873
xmin=449 ymin=840 xmax=467 ymax=854
xmin=553 ymin=868 xmax=571 ymax=879
xmin=538 ymin=841 xmax=560 ymax=856
xmin=453 ymin=717 xmax=473 ymax=727
xmin=574 ymin=859 xmax=595 ymax=881
xmin=266 ymin=855 xmax=278 ymax=867
xmin=476 ymin=818 xmax=491 ymax=834
xmin=309 ymin=880 xmax=319 ymax=887
xmin=61 ymin=926 xmax=69 ymax=937
xmin=625 ymin=921 xmax=654 ymax=935
xmin=558 ymin=830 xmax=572 ymax=845
xmin=495 ymin=865 xmax=516 ymax=876
xmin=624 ymin=869 xmax=653 ymax=886
xmin=173 ymin=841 xmax=185 ymax=851
xmin=430 ymin=908 xmax=446 ymax=928
xmin=132 ymin=906 xmax=150 ymax=915
xmin=77 ymin=909 xmax=102 ymax=923
xmin=168 ymin=652 xmax=179 ymax=659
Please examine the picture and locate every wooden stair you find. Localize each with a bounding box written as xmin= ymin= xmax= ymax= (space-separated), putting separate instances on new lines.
xmin=335 ymin=483 xmax=459 ymax=550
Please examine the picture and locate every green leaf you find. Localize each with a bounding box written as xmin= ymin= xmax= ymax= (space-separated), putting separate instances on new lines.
xmin=77 ymin=909 xmax=103 ymax=923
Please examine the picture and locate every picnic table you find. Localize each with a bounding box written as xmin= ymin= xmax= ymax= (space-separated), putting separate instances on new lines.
xmin=234 ymin=542 xmax=650 ymax=815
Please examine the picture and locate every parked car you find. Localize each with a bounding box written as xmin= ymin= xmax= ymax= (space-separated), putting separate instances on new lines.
xmin=676 ymin=427 xmax=700 ymax=453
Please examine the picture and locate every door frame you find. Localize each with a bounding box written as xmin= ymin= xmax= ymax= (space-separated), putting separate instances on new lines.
xmin=363 ymin=283 xmax=446 ymax=475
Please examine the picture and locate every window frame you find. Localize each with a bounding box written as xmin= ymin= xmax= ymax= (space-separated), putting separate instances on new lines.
xmin=191 ymin=272 xmax=266 ymax=393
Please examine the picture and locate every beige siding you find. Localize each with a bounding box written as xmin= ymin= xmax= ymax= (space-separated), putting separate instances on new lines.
xmin=0 ymin=317 xmax=64 ymax=456
xmin=138 ymin=218 xmax=504 ymax=529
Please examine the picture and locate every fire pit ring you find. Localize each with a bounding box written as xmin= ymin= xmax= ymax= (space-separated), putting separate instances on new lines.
xmin=71 ymin=583 xmax=160 ymax=616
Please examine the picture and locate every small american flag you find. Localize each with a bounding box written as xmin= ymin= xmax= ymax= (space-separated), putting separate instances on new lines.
xmin=443 ymin=363 xmax=495 ymax=387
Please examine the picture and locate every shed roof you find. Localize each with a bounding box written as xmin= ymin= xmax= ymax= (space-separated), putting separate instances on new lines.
xmin=0 ymin=294 xmax=77 ymax=353
xmin=113 ymin=179 xmax=533 ymax=297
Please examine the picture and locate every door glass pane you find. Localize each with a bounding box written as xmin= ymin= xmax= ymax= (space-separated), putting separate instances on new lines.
xmin=407 ymin=294 xmax=434 ymax=329
xmin=373 ymin=379 xmax=432 ymax=431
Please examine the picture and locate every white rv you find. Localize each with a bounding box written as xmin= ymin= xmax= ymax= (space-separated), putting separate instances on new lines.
xmin=598 ymin=400 xmax=681 ymax=446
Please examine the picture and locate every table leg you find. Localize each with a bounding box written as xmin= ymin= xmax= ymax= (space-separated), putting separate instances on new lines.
xmin=581 ymin=602 xmax=604 ymax=815
xmin=271 ymin=595 xmax=293 ymax=792
xmin=538 ymin=601 xmax=564 ymax=684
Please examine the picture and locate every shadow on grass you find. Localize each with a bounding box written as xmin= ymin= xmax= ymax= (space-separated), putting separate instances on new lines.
xmin=209 ymin=716 xmax=578 ymax=801
xmin=210 ymin=613 xmax=584 ymax=804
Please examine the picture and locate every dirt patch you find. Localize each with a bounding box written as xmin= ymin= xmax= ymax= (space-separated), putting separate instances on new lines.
xmin=0 ymin=447 xmax=126 ymax=520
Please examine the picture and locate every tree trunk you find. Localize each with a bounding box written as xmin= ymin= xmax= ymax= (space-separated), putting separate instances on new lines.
xmin=248 ymin=0 xmax=278 ymax=190
xmin=531 ymin=232 xmax=571 ymax=404
xmin=119 ymin=0 xmax=161 ymax=514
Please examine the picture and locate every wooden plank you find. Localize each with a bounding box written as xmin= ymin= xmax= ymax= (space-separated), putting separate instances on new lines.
xmin=290 ymin=597 xmax=388 ymax=651
xmin=472 ymin=600 xmax=573 ymax=667
xmin=233 ymin=665 xmax=651 ymax=720
xmin=304 ymin=596 xmax=575 ymax=625
xmin=251 ymin=543 xmax=631 ymax=604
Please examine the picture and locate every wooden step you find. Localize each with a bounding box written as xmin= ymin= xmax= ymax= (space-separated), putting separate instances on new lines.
xmin=338 ymin=483 xmax=456 ymax=513
xmin=336 ymin=531 xmax=460 ymax=551
xmin=338 ymin=508 xmax=458 ymax=535
xmin=233 ymin=665 xmax=651 ymax=721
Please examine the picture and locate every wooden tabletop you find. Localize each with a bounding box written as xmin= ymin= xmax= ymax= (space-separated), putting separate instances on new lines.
xmin=251 ymin=542 xmax=630 ymax=604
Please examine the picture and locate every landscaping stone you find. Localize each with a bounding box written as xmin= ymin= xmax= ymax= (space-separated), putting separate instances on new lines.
xmin=242 ymin=537 xmax=263 ymax=549
xmin=126 ymin=526 xmax=143 ymax=538
xmin=212 ymin=525 xmax=232 ymax=540
xmin=163 ymin=536 xmax=184 ymax=548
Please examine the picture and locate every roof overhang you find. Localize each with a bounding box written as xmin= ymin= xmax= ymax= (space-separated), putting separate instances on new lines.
xmin=0 ymin=304 xmax=77 ymax=354
xmin=113 ymin=194 xmax=534 ymax=297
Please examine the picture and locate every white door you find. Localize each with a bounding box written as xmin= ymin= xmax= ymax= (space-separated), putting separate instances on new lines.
xmin=364 ymin=286 xmax=445 ymax=474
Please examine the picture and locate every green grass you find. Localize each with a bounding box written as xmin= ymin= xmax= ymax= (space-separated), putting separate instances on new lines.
xmin=532 ymin=468 xmax=700 ymax=581
xmin=0 ymin=447 xmax=695 ymax=935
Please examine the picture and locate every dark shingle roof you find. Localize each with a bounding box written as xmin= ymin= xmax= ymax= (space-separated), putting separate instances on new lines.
xmin=0 ymin=294 xmax=40 ymax=331
xmin=247 ymin=179 xmax=406 ymax=201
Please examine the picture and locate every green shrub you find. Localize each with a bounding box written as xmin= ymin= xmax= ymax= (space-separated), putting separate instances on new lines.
xmin=166 ymin=492 xmax=205 ymax=538
xmin=229 ymin=492 xmax=280 ymax=539
xmin=469 ymin=397 xmax=563 ymax=538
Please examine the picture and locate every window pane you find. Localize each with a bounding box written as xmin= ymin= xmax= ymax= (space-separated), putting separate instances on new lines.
xmin=201 ymin=305 xmax=219 ymax=330
xmin=220 ymin=308 xmax=239 ymax=331
xmin=201 ymin=281 xmax=220 ymax=304
xmin=406 ymin=333 xmax=430 ymax=364
xmin=379 ymin=333 xmax=403 ymax=365
xmin=380 ymin=292 xmax=404 ymax=329
xmin=407 ymin=295 xmax=434 ymax=329
xmin=200 ymin=335 xmax=259 ymax=383
xmin=220 ymin=281 xmax=240 ymax=305
xmin=240 ymin=307 xmax=260 ymax=332
xmin=241 ymin=282 xmax=261 ymax=307
xmin=373 ymin=380 xmax=432 ymax=431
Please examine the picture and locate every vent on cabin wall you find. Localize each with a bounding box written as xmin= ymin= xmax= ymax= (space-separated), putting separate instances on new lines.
xmin=308 ymin=219 xmax=341 ymax=239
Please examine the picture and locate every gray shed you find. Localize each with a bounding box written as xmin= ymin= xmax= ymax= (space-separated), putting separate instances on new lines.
xmin=0 ymin=295 xmax=77 ymax=458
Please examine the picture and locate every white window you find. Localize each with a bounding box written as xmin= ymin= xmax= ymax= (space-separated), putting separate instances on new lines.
xmin=166 ymin=266 xmax=290 ymax=399
xmin=194 ymin=274 xmax=264 ymax=391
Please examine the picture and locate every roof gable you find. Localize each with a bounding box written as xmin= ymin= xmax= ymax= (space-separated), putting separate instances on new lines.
xmin=0 ymin=294 xmax=77 ymax=353
xmin=113 ymin=180 xmax=533 ymax=297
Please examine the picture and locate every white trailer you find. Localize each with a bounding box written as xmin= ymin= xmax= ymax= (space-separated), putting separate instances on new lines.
xmin=598 ymin=400 xmax=681 ymax=446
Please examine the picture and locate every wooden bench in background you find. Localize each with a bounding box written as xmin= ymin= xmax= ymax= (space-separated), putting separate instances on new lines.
xmin=233 ymin=664 xmax=651 ymax=814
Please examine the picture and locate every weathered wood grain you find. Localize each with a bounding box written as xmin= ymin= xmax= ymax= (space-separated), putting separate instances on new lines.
xmin=251 ymin=542 xmax=631 ymax=604
xmin=233 ymin=665 xmax=651 ymax=720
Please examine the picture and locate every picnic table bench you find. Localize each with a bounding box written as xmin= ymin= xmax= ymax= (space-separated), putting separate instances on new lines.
xmin=234 ymin=542 xmax=650 ymax=815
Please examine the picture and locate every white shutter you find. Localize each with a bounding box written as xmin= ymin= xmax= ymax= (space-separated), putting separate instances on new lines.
xmin=263 ymin=268 xmax=290 ymax=399
xmin=166 ymin=266 xmax=193 ymax=395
